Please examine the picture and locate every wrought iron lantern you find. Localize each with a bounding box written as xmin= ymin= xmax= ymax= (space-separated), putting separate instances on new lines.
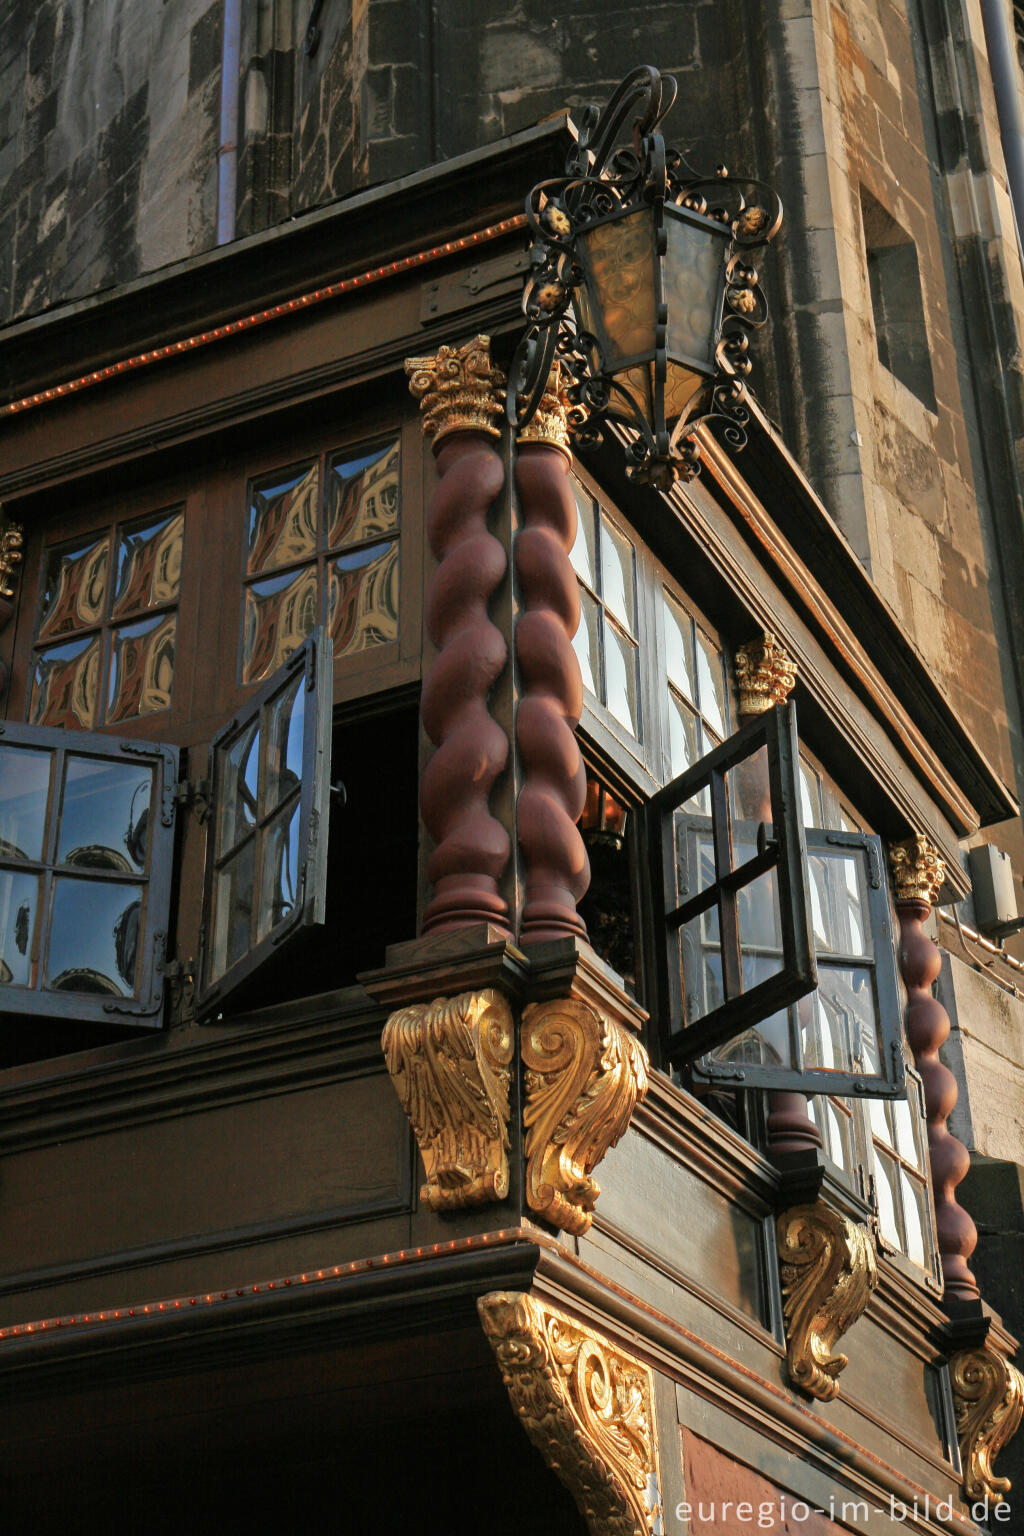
xmin=509 ymin=66 xmax=783 ymax=488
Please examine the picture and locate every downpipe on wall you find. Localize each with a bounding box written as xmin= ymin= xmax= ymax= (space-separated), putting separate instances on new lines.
xmin=217 ymin=0 xmax=242 ymax=244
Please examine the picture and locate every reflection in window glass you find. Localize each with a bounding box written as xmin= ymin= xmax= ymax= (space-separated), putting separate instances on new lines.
xmin=242 ymin=567 xmax=319 ymax=685
xmin=0 ymin=745 xmax=52 ymax=862
xmin=47 ymin=878 xmax=142 ymax=996
xmin=31 ymin=510 xmax=184 ymax=729
xmin=58 ymin=757 xmax=152 ymax=874
xmin=242 ymin=440 xmax=401 ymax=685
xmin=30 ymin=636 xmax=101 ymax=730
xmin=328 ymin=542 xmax=399 ymax=655
xmin=113 ymin=511 xmax=184 ymax=616
xmin=107 ymin=614 xmax=176 ymax=722
xmin=247 ymin=463 xmax=319 ymax=575
xmin=258 ymin=801 xmax=301 ymax=941
xmin=212 ymin=843 xmax=256 ymax=982
xmin=0 ymin=869 xmax=40 ymax=986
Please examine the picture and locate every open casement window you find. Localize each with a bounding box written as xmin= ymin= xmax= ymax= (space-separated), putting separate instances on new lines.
xmin=0 ymin=724 xmax=178 ymax=1027
xmin=648 ymin=701 xmax=907 ymax=1097
xmin=197 ymin=629 xmax=333 ymax=1017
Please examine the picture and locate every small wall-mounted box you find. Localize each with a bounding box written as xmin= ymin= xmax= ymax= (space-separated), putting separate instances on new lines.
xmin=967 ymin=844 xmax=1024 ymax=941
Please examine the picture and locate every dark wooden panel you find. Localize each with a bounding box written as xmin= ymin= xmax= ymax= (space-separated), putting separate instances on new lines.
xmin=590 ymin=1126 xmax=768 ymax=1327
xmin=0 ymin=1072 xmax=410 ymax=1301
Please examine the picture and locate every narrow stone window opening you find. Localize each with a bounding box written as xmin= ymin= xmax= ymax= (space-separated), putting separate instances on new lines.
xmin=860 ymin=188 xmax=936 ymax=411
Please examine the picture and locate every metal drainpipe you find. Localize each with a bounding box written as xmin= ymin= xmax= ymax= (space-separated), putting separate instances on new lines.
xmin=217 ymin=0 xmax=242 ymax=245
xmin=979 ymin=0 xmax=1024 ymax=262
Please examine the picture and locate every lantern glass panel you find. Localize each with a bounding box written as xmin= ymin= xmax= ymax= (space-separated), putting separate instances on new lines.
xmin=579 ymin=210 xmax=658 ymax=364
xmin=663 ymin=208 xmax=727 ymax=372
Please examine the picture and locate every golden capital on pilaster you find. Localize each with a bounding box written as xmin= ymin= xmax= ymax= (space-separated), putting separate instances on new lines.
xmin=0 ymin=511 xmax=24 ymax=600
xmin=951 ymin=1345 xmax=1024 ymax=1503
xmin=405 ymin=334 xmax=506 ymax=445
xmin=888 ymin=833 xmax=945 ymax=907
xmin=381 ymin=988 xmax=513 ymax=1210
xmin=478 ymin=1291 xmax=662 ymax=1536
xmin=516 ymin=359 xmax=573 ymax=462
xmin=733 ymin=632 xmax=797 ymax=716
xmin=776 ymin=1203 xmax=878 ymax=1401
xmin=521 ymin=997 xmax=649 ymax=1236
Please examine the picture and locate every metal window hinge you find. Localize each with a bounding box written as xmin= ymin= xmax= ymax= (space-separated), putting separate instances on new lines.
xmin=174 ymin=777 xmax=210 ymax=823
xmin=165 ymin=960 xmax=197 ymax=1028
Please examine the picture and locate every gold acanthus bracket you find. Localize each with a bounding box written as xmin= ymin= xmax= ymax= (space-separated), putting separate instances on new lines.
xmin=381 ymin=988 xmax=513 ymax=1211
xmin=0 ymin=512 xmax=24 ymax=600
xmin=776 ymin=1203 xmax=878 ymax=1402
xmin=951 ymin=1344 xmax=1024 ymax=1503
xmin=888 ymin=833 xmax=945 ymax=907
xmin=522 ymin=997 xmax=650 ymax=1236
xmin=478 ymin=1291 xmax=662 ymax=1536
xmin=405 ymin=334 xmax=506 ymax=445
xmin=733 ymin=631 xmax=797 ymax=716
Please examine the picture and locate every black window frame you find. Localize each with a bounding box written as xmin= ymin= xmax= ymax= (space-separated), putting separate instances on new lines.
xmin=648 ymin=701 xmax=815 ymax=1062
xmin=0 ymin=721 xmax=179 ymax=1029
xmin=197 ymin=627 xmax=334 ymax=1017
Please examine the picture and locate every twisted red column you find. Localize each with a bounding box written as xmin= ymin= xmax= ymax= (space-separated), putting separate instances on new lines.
xmin=419 ymin=432 xmax=511 ymax=935
xmin=513 ymin=443 xmax=589 ymax=943
xmin=895 ymin=897 xmax=979 ymax=1301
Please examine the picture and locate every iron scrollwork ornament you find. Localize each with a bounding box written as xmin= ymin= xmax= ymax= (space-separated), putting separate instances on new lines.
xmin=508 ymin=65 xmax=782 ymax=488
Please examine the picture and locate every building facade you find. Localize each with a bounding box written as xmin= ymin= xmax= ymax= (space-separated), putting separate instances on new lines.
xmin=2 ymin=3 xmax=1024 ymax=1532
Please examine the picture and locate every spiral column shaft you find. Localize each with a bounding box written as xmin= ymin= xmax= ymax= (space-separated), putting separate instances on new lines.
xmin=890 ymin=837 xmax=979 ymax=1302
xmin=514 ymin=372 xmax=589 ymax=944
xmin=407 ymin=337 xmax=512 ymax=936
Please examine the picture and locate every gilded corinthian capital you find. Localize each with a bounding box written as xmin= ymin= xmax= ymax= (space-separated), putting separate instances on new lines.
xmin=733 ymin=632 xmax=797 ymax=716
xmin=888 ymin=833 xmax=945 ymax=907
xmin=0 ymin=513 xmax=24 ymax=600
xmin=777 ymin=1203 xmax=878 ymax=1401
xmin=478 ymin=1291 xmax=662 ymax=1536
xmin=381 ymin=989 xmax=513 ymax=1210
xmin=405 ymin=334 xmax=506 ymax=445
xmin=522 ymin=998 xmax=649 ymax=1235
xmin=516 ymin=359 xmax=573 ymax=461
xmin=951 ymin=1345 xmax=1024 ymax=1503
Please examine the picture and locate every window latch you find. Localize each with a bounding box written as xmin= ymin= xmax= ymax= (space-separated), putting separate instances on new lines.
xmin=174 ymin=777 xmax=211 ymax=823
xmin=166 ymin=960 xmax=197 ymax=1028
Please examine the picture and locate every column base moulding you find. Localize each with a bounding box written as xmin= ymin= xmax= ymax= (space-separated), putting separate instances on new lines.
xmin=950 ymin=1344 xmax=1024 ymax=1504
xmin=382 ymin=989 xmax=514 ymax=1210
xmin=776 ymin=1202 xmax=878 ymax=1402
xmin=478 ymin=1290 xmax=663 ymax=1536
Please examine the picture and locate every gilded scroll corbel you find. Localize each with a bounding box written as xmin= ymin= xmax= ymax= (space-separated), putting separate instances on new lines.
xmin=381 ymin=989 xmax=513 ymax=1210
xmin=776 ymin=1203 xmax=878 ymax=1401
xmin=0 ymin=512 xmax=24 ymax=600
xmin=478 ymin=1291 xmax=662 ymax=1536
xmin=522 ymin=998 xmax=650 ymax=1235
xmin=951 ymin=1345 xmax=1024 ymax=1503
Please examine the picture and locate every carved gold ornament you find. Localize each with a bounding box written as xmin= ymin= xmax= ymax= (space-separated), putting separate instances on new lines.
xmin=733 ymin=632 xmax=797 ymax=716
xmin=951 ymin=1345 xmax=1024 ymax=1503
xmin=381 ymin=989 xmax=513 ymax=1210
xmin=888 ymin=833 xmax=945 ymax=907
xmin=777 ymin=1203 xmax=878 ymax=1402
xmin=516 ymin=358 xmax=573 ymax=461
xmin=0 ymin=513 xmax=24 ymax=600
xmin=522 ymin=998 xmax=649 ymax=1236
xmin=478 ymin=1291 xmax=662 ymax=1536
xmin=405 ymin=334 xmax=506 ymax=445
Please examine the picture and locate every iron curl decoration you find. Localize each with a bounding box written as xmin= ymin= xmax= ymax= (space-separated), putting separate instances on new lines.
xmin=508 ymin=65 xmax=782 ymax=488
